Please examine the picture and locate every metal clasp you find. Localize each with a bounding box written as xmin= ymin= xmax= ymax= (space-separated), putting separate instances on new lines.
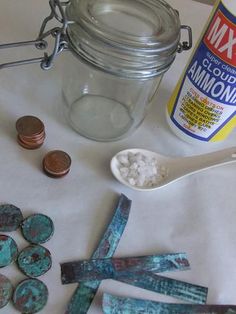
xmin=0 ymin=2 xmax=193 ymax=69
xmin=178 ymin=25 xmax=193 ymax=53
xmin=0 ymin=0 xmax=71 ymax=70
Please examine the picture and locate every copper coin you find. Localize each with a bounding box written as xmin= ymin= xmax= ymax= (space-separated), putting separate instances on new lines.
xmin=16 ymin=116 xmax=45 ymax=137
xmin=17 ymin=245 xmax=52 ymax=277
xmin=43 ymin=150 xmax=71 ymax=177
xmin=0 ymin=235 xmax=18 ymax=267
xmin=43 ymin=167 xmax=70 ymax=178
xmin=18 ymin=132 xmax=46 ymax=143
xmin=18 ymin=134 xmax=45 ymax=146
xmin=21 ymin=214 xmax=54 ymax=244
xmin=13 ymin=278 xmax=48 ymax=313
xmin=0 ymin=204 xmax=23 ymax=232
xmin=17 ymin=136 xmax=43 ymax=150
xmin=0 ymin=274 xmax=13 ymax=308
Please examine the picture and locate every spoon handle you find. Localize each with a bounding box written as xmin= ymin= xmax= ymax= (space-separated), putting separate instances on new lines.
xmin=173 ymin=147 xmax=236 ymax=177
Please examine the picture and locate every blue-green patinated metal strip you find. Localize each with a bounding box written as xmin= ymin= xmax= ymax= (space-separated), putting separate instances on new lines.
xmin=102 ymin=294 xmax=236 ymax=314
xmin=61 ymin=253 xmax=190 ymax=284
xmin=118 ymin=271 xmax=208 ymax=304
xmin=65 ymin=193 xmax=132 ymax=314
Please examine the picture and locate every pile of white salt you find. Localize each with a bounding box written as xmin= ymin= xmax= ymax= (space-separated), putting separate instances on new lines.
xmin=117 ymin=152 xmax=167 ymax=187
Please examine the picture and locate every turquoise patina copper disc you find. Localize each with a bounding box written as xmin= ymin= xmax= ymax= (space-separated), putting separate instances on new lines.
xmin=21 ymin=214 xmax=54 ymax=244
xmin=0 ymin=274 xmax=13 ymax=308
xmin=0 ymin=235 xmax=18 ymax=267
xmin=13 ymin=278 xmax=48 ymax=313
xmin=0 ymin=204 xmax=23 ymax=232
xmin=17 ymin=245 xmax=52 ymax=277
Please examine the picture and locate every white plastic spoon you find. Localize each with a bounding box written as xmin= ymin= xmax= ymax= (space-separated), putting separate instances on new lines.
xmin=110 ymin=147 xmax=236 ymax=191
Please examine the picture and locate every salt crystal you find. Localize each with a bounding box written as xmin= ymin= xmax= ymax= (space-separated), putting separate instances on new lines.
xmin=117 ymin=154 xmax=130 ymax=166
xmin=137 ymin=160 xmax=145 ymax=167
xmin=128 ymin=178 xmax=136 ymax=186
xmin=117 ymin=151 xmax=168 ymax=188
xmin=120 ymin=167 xmax=129 ymax=177
xmin=130 ymin=162 xmax=138 ymax=170
xmin=135 ymin=153 xmax=144 ymax=162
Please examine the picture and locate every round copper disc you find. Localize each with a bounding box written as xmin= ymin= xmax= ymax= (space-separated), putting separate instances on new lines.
xmin=13 ymin=278 xmax=48 ymax=313
xmin=16 ymin=116 xmax=44 ymax=137
xmin=0 ymin=274 xmax=13 ymax=308
xmin=18 ymin=132 xmax=46 ymax=143
xmin=0 ymin=235 xmax=18 ymax=267
xmin=17 ymin=245 xmax=52 ymax=277
xmin=21 ymin=214 xmax=54 ymax=244
xmin=17 ymin=136 xmax=44 ymax=150
xmin=0 ymin=204 xmax=23 ymax=232
xmin=43 ymin=150 xmax=71 ymax=177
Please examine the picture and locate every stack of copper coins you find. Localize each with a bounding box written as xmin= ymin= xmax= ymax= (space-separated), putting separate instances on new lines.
xmin=42 ymin=150 xmax=71 ymax=178
xmin=16 ymin=116 xmax=45 ymax=149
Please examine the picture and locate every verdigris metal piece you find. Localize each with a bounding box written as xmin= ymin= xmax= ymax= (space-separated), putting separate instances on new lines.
xmin=17 ymin=245 xmax=52 ymax=277
xmin=13 ymin=278 xmax=48 ymax=313
xmin=0 ymin=204 xmax=23 ymax=232
xmin=61 ymin=253 xmax=190 ymax=284
xmin=65 ymin=193 xmax=132 ymax=314
xmin=0 ymin=274 xmax=13 ymax=308
xmin=61 ymin=253 xmax=206 ymax=303
xmin=118 ymin=271 xmax=207 ymax=304
xmin=102 ymin=294 xmax=236 ymax=314
xmin=0 ymin=235 xmax=18 ymax=267
xmin=21 ymin=213 xmax=54 ymax=244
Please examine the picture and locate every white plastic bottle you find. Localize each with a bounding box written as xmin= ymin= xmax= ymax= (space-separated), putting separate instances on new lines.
xmin=167 ymin=0 xmax=236 ymax=143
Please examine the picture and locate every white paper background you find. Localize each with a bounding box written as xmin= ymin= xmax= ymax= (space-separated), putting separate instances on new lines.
xmin=0 ymin=0 xmax=235 ymax=313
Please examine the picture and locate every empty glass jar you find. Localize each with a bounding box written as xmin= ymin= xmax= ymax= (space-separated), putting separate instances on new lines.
xmin=62 ymin=0 xmax=183 ymax=141
xmin=0 ymin=0 xmax=191 ymax=142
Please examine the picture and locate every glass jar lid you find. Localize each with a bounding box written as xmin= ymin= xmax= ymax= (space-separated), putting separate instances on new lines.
xmin=66 ymin=0 xmax=181 ymax=78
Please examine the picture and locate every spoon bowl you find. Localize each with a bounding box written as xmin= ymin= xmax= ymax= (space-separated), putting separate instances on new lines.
xmin=110 ymin=147 xmax=236 ymax=191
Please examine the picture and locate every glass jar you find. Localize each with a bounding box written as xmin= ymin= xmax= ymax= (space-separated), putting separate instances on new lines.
xmin=0 ymin=0 xmax=191 ymax=142
xmin=62 ymin=0 xmax=182 ymax=141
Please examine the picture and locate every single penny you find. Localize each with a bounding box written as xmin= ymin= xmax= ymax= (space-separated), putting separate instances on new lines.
xmin=16 ymin=116 xmax=44 ymax=137
xmin=43 ymin=150 xmax=71 ymax=178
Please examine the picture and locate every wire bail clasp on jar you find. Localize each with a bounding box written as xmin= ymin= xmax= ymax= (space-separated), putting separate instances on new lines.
xmin=0 ymin=0 xmax=72 ymax=70
xmin=178 ymin=25 xmax=193 ymax=53
xmin=0 ymin=0 xmax=192 ymax=71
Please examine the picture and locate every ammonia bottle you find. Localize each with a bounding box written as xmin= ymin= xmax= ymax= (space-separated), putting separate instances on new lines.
xmin=167 ymin=0 xmax=236 ymax=143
